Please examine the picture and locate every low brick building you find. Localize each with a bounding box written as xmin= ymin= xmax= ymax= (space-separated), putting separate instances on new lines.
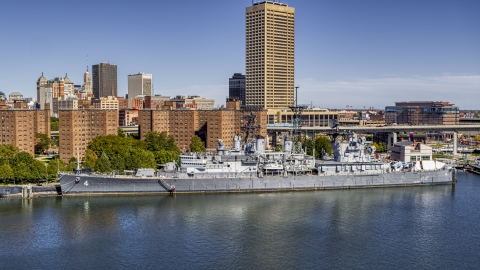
xmin=139 ymin=99 xmax=267 ymax=150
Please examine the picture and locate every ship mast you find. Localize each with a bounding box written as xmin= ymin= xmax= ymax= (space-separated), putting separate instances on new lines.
xmin=289 ymin=86 xmax=306 ymax=153
xmin=241 ymin=111 xmax=261 ymax=146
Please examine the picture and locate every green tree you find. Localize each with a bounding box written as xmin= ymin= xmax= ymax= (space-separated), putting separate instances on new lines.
xmin=0 ymin=144 xmax=19 ymax=165
xmin=35 ymin=133 xmax=51 ymax=154
xmin=304 ymin=138 xmax=314 ymax=156
xmin=83 ymin=149 xmax=98 ymax=169
xmin=118 ymin=128 xmax=126 ymax=137
xmin=189 ymin=135 xmax=206 ymax=153
xmin=153 ymin=150 xmax=179 ymax=165
xmin=273 ymin=145 xmax=283 ymax=152
xmin=12 ymin=162 xmax=30 ymax=184
xmin=47 ymin=157 xmax=65 ymax=176
xmin=0 ymin=164 xmax=14 ymax=184
xmin=51 ymin=136 xmax=59 ymax=147
xmin=110 ymin=155 xmax=126 ymax=172
xmin=8 ymin=151 xmax=51 ymax=183
xmin=11 ymin=152 xmax=35 ymax=166
xmin=95 ymin=152 xmax=112 ymax=173
xmin=125 ymin=149 xmax=156 ymax=170
xmin=144 ymin=131 xmax=180 ymax=153
xmin=315 ymin=136 xmax=333 ymax=159
xmin=372 ymin=142 xmax=387 ymax=153
xmin=88 ymin=134 xmax=146 ymax=158
xmin=50 ymin=117 xmax=59 ymax=131
xmin=31 ymin=160 xmax=48 ymax=182
xmin=66 ymin=157 xmax=78 ymax=172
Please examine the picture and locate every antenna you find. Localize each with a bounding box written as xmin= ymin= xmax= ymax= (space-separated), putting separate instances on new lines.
xmin=288 ymin=86 xmax=306 ymax=153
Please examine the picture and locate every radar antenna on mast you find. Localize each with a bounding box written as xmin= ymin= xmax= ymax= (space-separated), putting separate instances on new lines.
xmin=289 ymin=86 xmax=306 ymax=135
xmin=241 ymin=111 xmax=261 ymax=145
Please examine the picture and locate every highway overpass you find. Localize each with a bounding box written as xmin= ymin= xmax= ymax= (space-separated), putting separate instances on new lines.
xmin=266 ymin=124 xmax=480 ymax=133
xmin=51 ymin=124 xmax=480 ymax=138
xmin=51 ymin=126 xmax=139 ymax=137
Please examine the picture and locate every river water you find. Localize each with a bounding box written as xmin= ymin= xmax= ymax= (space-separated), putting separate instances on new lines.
xmin=1 ymin=172 xmax=479 ymax=269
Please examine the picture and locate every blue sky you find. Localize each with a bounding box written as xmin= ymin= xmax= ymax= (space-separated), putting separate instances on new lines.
xmin=0 ymin=0 xmax=479 ymax=109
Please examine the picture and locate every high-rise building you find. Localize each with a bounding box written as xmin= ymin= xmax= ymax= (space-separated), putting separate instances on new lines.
xmin=92 ymin=63 xmax=117 ymax=98
xmin=128 ymin=72 xmax=152 ymax=108
xmin=0 ymin=100 xmax=50 ymax=156
xmin=245 ymin=1 xmax=295 ymax=109
xmin=229 ymin=73 xmax=246 ymax=106
xmin=58 ymin=108 xmax=118 ymax=163
xmin=83 ymin=65 xmax=92 ymax=95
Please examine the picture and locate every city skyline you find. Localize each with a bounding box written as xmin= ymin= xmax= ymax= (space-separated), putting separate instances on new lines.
xmin=0 ymin=0 xmax=478 ymax=109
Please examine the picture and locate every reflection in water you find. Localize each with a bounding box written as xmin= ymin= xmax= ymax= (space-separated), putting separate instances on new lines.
xmin=0 ymin=173 xmax=479 ymax=269
xmin=84 ymin=201 xmax=90 ymax=213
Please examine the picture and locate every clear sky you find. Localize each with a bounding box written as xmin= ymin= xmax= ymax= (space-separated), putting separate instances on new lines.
xmin=0 ymin=0 xmax=479 ymax=109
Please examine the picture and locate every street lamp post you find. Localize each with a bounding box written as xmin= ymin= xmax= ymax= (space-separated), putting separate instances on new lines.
xmin=45 ymin=163 xmax=48 ymax=185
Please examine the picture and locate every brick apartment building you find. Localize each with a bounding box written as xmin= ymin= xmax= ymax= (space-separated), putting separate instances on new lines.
xmin=139 ymin=99 xmax=267 ymax=150
xmin=0 ymin=100 xmax=50 ymax=155
xmin=58 ymin=109 xmax=118 ymax=163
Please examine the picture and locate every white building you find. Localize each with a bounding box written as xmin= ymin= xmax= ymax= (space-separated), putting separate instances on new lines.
xmin=128 ymin=72 xmax=152 ymax=108
xmin=390 ymin=141 xmax=433 ymax=162
xmin=38 ymin=87 xmax=53 ymax=110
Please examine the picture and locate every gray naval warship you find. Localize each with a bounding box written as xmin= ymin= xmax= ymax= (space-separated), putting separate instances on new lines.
xmin=60 ymin=114 xmax=455 ymax=195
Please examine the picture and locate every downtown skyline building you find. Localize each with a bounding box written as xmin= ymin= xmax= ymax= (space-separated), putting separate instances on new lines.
xmin=92 ymin=62 xmax=117 ymax=98
xmin=229 ymin=73 xmax=246 ymax=106
xmin=128 ymin=72 xmax=152 ymax=108
xmin=83 ymin=65 xmax=92 ymax=95
xmin=245 ymin=1 xmax=295 ymax=109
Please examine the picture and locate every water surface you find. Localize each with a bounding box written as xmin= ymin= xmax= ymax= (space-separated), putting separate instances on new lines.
xmin=1 ymin=172 xmax=479 ymax=269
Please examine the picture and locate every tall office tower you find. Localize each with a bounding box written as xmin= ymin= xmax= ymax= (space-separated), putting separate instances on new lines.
xmin=83 ymin=65 xmax=92 ymax=95
xmin=229 ymin=73 xmax=246 ymax=106
xmin=92 ymin=63 xmax=117 ymax=98
xmin=246 ymin=1 xmax=295 ymax=109
xmin=127 ymin=72 xmax=152 ymax=108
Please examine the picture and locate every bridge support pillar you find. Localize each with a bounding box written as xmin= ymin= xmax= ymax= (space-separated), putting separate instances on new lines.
xmin=388 ymin=132 xmax=397 ymax=149
xmin=453 ymin=131 xmax=458 ymax=156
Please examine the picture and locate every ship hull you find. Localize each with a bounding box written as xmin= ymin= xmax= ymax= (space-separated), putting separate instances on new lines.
xmin=60 ymin=169 xmax=455 ymax=195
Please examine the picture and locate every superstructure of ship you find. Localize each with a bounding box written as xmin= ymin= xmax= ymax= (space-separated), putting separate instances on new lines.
xmin=59 ymin=110 xmax=456 ymax=195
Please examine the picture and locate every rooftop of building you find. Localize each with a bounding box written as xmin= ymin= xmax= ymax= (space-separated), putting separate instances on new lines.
xmin=37 ymin=72 xmax=47 ymax=82
xmin=253 ymin=0 xmax=288 ymax=7
xmin=128 ymin=72 xmax=151 ymax=76
xmin=392 ymin=101 xmax=457 ymax=107
xmin=94 ymin=62 xmax=117 ymax=66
